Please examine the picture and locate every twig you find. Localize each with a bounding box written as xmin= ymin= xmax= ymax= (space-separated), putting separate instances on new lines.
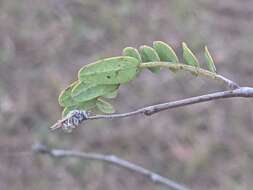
xmin=89 ymin=87 xmax=253 ymax=120
xmin=33 ymin=143 xmax=190 ymax=190
xmin=50 ymin=87 xmax=253 ymax=131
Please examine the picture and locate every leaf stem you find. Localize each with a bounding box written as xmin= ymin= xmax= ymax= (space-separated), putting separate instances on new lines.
xmin=140 ymin=62 xmax=239 ymax=89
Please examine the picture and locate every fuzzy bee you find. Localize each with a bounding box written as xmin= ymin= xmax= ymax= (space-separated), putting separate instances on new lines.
xmin=50 ymin=110 xmax=88 ymax=132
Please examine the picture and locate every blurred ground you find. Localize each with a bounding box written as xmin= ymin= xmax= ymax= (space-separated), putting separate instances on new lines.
xmin=0 ymin=0 xmax=253 ymax=190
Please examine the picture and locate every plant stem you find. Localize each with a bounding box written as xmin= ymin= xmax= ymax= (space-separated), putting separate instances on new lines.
xmin=140 ymin=62 xmax=239 ymax=89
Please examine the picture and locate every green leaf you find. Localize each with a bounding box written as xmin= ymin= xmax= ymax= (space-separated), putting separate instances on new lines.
xmin=78 ymin=56 xmax=140 ymax=85
xmin=71 ymin=82 xmax=119 ymax=102
xmin=123 ymin=47 xmax=142 ymax=62
xmin=153 ymin=41 xmax=179 ymax=63
xmin=204 ymin=46 xmax=216 ymax=73
xmin=78 ymin=98 xmax=97 ymax=110
xmin=139 ymin=45 xmax=161 ymax=73
xmin=102 ymin=90 xmax=118 ymax=99
xmin=62 ymin=99 xmax=97 ymax=117
xmin=58 ymin=81 xmax=79 ymax=107
xmin=96 ymin=98 xmax=115 ymax=114
xmin=182 ymin=42 xmax=199 ymax=67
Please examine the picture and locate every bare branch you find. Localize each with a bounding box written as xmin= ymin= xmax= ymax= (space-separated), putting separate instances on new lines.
xmin=89 ymin=87 xmax=253 ymax=119
xmin=33 ymin=143 xmax=190 ymax=190
xmin=50 ymin=87 xmax=253 ymax=131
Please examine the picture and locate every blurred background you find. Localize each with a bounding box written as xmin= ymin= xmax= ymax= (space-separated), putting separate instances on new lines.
xmin=0 ymin=0 xmax=253 ymax=189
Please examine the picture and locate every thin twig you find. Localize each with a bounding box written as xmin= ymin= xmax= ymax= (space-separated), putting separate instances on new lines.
xmin=50 ymin=87 xmax=253 ymax=131
xmin=88 ymin=86 xmax=253 ymax=120
xmin=33 ymin=144 xmax=190 ymax=190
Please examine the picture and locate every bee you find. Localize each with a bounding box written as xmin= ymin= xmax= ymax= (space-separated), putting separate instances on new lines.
xmin=50 ymin=110 xmax=88 ymax=132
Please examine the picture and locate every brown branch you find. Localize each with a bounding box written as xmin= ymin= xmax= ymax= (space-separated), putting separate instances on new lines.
xmin=33 ymin=144 xmax=190 ymax=190
xmin=88 ymin=87 xmax=253 ymax=120
xmin=50 ymin=87 xmax=253 ymax=131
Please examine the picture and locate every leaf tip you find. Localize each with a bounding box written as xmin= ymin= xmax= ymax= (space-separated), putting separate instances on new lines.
xmin=182 ymin=42 xmax=199 ymax=67
xmin=204 ymin=46 xmax=216 ymax=73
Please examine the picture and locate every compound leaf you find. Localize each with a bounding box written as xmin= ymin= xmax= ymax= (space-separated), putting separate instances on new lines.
xmin=71 ymin=82 xmax=119 ymax=102
xmin=153 ymin=41 xmax=179 ymax=63
xmin=139 ymin=45 xmax=161 ymax=73
xmin=204 ymin=46 xmax=216 ymax=73
xmin=182 ymin=42 xmax=199 ymax=67
xmin=57 ymin=41 xmax=222 ymax=117
xmin=96 ymin=98 xmax=115 ymax=114
xmin=78 ymin=56 xmax=140 ymax=85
